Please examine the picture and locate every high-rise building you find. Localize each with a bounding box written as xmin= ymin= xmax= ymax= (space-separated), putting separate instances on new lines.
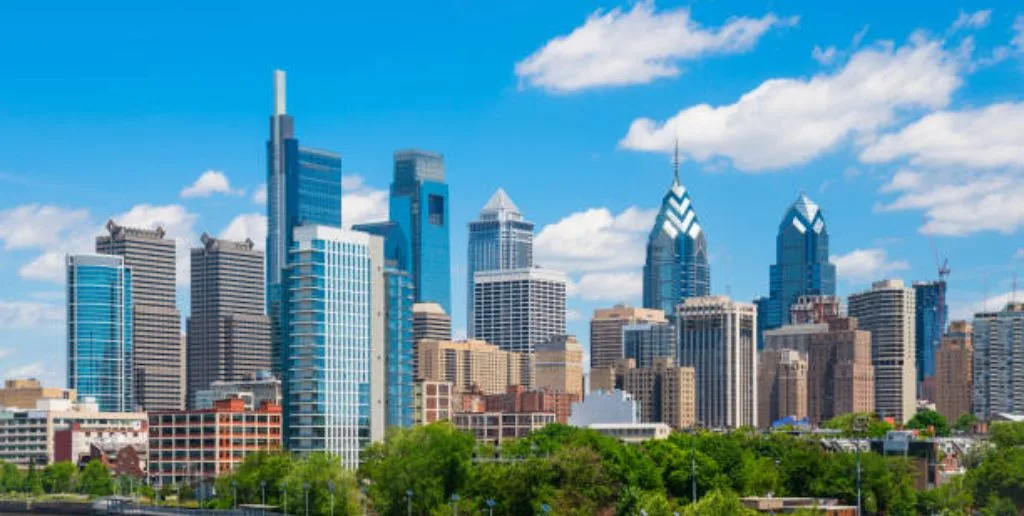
xmin=534 ymin=335 xmax=584 ymax=397
xmin=0 ymin=379 xmax=75 ymax=410
xmin=283 ymin=226 xmax=384 ymax=467
xmin=187 ymin=234 xmax=271 ymax=407
xmin=467 ymin=189 xmax=533 ymax=337
xmin=935 ymin=321 xmax=972 ymax=423
xmin=972 ymin=303 xmax=1024 ymax=420
xmin=589 ymin=305 xmax=667 ymax=370
xmin=848 ymin=279 xmax=917 ymax=423
xmin=623 ymin=322 xmax=677 ymax=369
xmin=914 ymin=281 xmax=948 ymax=399
xmin=806 ymin=317 xmax=875 ymax=425
xmin=416 ymin=339 xmax=534 ymax=395
xmin=789 ymin=295 xmax=842 ymax=325
xmin=389 ymin=149 xmax=451 ymax=314
xmin=757 ymin=194 xmax=836 ymax=345
xmin=642 ymin=149 xmax=710 ymax=315
xmin=677 ymin=296 xmax=757 ymax=428
xmin=757 ymin=348 xmax=808 ymax=428
xmin=265 ymin=70 xmax=344 ymax=377
xmin=472 ymin=268 xmax=567 ymax=354
xmin=619 ymin=357 xmax=696 ymax=430
xmin=412 ymin=303 xmax=452 ymax=342
xmin=66 ymin=254 xmax=133 ymax=413
xmin=762 ymin=323 xmax=829 ymax=356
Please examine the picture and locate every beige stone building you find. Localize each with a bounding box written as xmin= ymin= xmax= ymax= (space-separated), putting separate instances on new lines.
xmin=0 ymin=379 xmax=75 ymax=410
xmin=534 ymin=335 xmax=584 ymax=397
xmin=620 ymin=357 xmax=696 ymax=430
xmin=935 ymin=321 xmax=973 ymax=422
xmin=416 ymin=339 xmax=533 ymax=395
xmin=589 ymin=305 xmax=666 ymax=370
xmin=807 ymin=317 xmax=875 ymax=425
xmin=757 ymin=348 xmax=808 ymax=428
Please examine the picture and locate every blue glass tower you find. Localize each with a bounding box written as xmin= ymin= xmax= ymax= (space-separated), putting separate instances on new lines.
xmin=66 ymin=254 xmax=133 ymax=412
xmin=757 ymin=193 xmax=837 ymax=346
xmin=642 ymin=149 xmax=710 ymax=315
xmin=389 ymin=150 xmax=451 ymax=315
xmin=266 ymin=70 xmax=343 ymax=376
xmin=914 ymin=280 xmax=947 ymax=395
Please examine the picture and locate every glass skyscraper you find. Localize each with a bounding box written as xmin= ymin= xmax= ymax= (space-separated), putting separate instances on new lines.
xmin=266 ymin=70 xmax=343 ymax=376
xmin=914 ymin=280 xmax=947 ymax=396
xmin=66 ymin=254 xmax=133 ymax=412
xmin=757 ymin=193 xmax=836 ymax=346
xmin=467 ymin=188 xmax=533 ymax=337
xmin=283 ymin=226 xmax=385 ymax=467
xmin=389 ymin=150 xmax=451 ymax=315
xmin=642 ymin=154 xmax=710 ymax=316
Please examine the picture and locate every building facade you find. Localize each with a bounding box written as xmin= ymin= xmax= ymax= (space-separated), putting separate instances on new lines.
xmin=589 ymin=305 xmax=667 ymax=370
xmin=187 ymin=234 xmax=271 ymax=407
xmin=413 ymin=381 xmax=453 ymax=425
xmin=96 ymin=221 xmax=183 ymax=411
xmin=972 ymin=303 xmax=1024 ymax=420
xmin=534 ymin=335 xmax=584 ymax=397
xmin=621 ymin=358 xmax=696 ymax=430
xmin=472 ymin=268 xmax=566 ymax=354
xmin=416 ymin=339 xmax=533 ymax=395
xmin=935 ymin=321 xmax=973 ymax=423
xmin=66 ymin=254 xmax=133 ymax=413
xmin=0 ymin=380 xmax=75 ymax=410
xmin=193 ymin=372 xmax=282 ymax=410
xmin=452 ymin=412 xmax=555 ymax=444
xmin=283 ymin=226 xmax=385 ymax=467
xmin=389 ymin=149 xmax=450 ymax=314
xmin=806 ymin=317 xmax=875 ymax=425
xmin=623 ymin=323 xmax=677 ymax=369
xmin=467 ymin=188 xmax=533 ymax=337
xmin=848 ymin=279 xmax=917 ymax=423
xmin=642 ymin=154 xmax=710 ymax=315
xmin=762 ymin=323 xmax=830 ymax=356
xmin=758 ymin=348 xmax=808 ymax=428
xmin=412 ymin=302 xmax=452 ymax=341
xmin=789 ymin=295 xmax=842 ymax=325
xmin=914 ymin=281 xmax=948 ymax=399
xmin=569 ymin=389 xmax=638 ymax=427
xmin=677 ymin=296 xmax=757 ymax=428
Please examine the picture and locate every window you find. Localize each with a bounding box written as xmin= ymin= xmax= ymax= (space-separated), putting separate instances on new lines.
xmin=428 ymin=195 xmax=444 ymax=226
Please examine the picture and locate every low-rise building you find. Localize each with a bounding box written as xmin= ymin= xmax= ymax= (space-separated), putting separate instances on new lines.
xmin=569 ymin=389 xmax=638 ymax=427
xmin=54 ymin=419 xmax=148 ymax=472
xmin=192 ymin=372 xmax=281 ymax=410
xmin=452 ymin=412 xmax=555 ymax=443
xmin=0 ymin=379 xmax=75 ymax=410
xmin=460 ymin=385 xmax=579 ymax=423
xmin=414 ymin=381 xmax=453 ymax=425
xmin=587 ymin=423 xmax=671 ymax=443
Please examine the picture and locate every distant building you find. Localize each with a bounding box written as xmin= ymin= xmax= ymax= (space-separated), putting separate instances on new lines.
xmin=414 ymin=380 xmax=453 ymax=425
xmin=0 ymin=379 xmax=75 ymax=410
xmin=849 ymin=279 xmax=917 ymax=423
xmin=789 ymin=295 xmax=842 ymax=325
xmin=413 ymin=302 xmax=452 ymax=341
xmin=936 ymin=321 xmax=973 ymax=423
xmin=416 ymin=339 xmax=533 ymax=395
xmin=472 ymin=268 xmax=567 ymax=354
xmin=54 ymin=418 xmax=148 ymax=473
xmin=914 ymin=281 xmax=948 ymax=399
xmin=465 ymin=385 xmax=579 ymax=424
xmin=807 ymin=317 xmax=875 ymax=425
xmin=622 ymin=358 xmax=696 ymax=429
xmin=193 ymin=372 xmax=281 ymax=410
xmin=534 ymin=335 xmax=584 ymax=397
xmin=589 ymin=305 xmax=667 ymax=370
xmin=569 ymin=390 xmax=638 ymax=427
xmin=972 ymin=303 xmax=1024 ymax=420
xmin=762 ymin=323 xmax=829 ymax=356
xmin=588 ymin=423 xmax=672 ymax=443
xmin=452 ymin=412 xmax=555 ymax=444
xmin=758 ymin=348 xmax=808 ymax=429
xmin=623 ymin=322 xmax=677 ymax=369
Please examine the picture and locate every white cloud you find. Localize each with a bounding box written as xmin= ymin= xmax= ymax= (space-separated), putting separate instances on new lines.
xmin=0 ymin=301 xmax=63 ymax=329
xmin=812 ymin=45 xmax=837 ymax=64
xmin=879 ymin=169 xmax=923 ymax=192
xmin=251 ymin=183 xmax=267 ymax=205
xmin=0 ymin=349 xmax=11 ymax=360
xmin=535 ymin=206 xmax=656 ymax=273
xmin=2 ymin=362 xmax=54 ymax=383
xmin=852 ymin=25 xmax=871 ymax=47
xmin=114 ymin=204 xmax=199 ymax=285
xmin=515 ymin=1 xmax=797 ymax=92
xmin=832 ymin=248 xmax=910 ymax=284
xmin=620 ymin=34 xmax=962 ymax=171
xmin=1014 ymin=15 xmax=1024 ymax=52
xmin=180 ymin=170 xmax=243 ymax=198
xmin=951 ymin=9 xmax=992 ymax=32
xmin=341 ymin=175 xmax=388 ymax=228
xmin=0 ymin=205 xmax=90 ymax=250
xmin=951 ymin=290 xmax=1021 ymax=321
xmin=566 ymin=309 xmax=583 ymax=322
xmin=568 ymin=272 xmax=644 ymax=301
xmin=220 ymin=213 xmax=267 ymax=251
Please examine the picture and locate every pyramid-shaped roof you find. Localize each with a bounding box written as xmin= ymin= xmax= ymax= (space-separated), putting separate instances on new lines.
xmin=479 ymin=188 xmax=523 ymax=220
xmin=791 ymin=192 xmax=820 ymax=222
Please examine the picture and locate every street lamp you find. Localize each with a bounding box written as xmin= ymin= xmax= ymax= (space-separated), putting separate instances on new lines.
xmin=282 ymin=481 xmax=288 ymax=515
xmin=485 ymin=498 xmax=496 ymax=516
xmin=328 ymin=481 xmax=336 ymax=516
xmin=450 ymin=493 xmax=460 ymax=516
xmin=406 ymin=489 xmax=413 ymax=516
xmin=231 ymin=480 xmax=238 ymax=509
xmin=303 ymin=483 xmax=310 ymax=516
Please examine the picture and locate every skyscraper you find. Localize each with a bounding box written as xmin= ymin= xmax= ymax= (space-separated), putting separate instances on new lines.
xmin=589 ymin=305 xmax=667 ymax=370
xmin=416 ymin=339 xmax=534 ymax=395
xmin=283 ymin=226 xmax=384 ymax=467
xmin=66 ymin=254 xmax=133 ymax=413
xmin=467 ymin=189 xmax=534 ymax=336
xmin=914 ymin=280 xmax=948 ymax=399
xmin=623 ymin=322 xmax=677 ymax=369
xmin=620 ymin=357 xmax=697 ymax=430
xmin=389 ymin=150 xmax=451 ymax=314
xmin=472 ymin=268 xmax=567 ymax=354
xmin=757 ymin=348 xmax=808 ymax=428
xmin=848 ymin=279 xmax=917 ymax=423
xmin=972 ymin=303 xmax=1024 ymax=420
xmin=936 ymin=320 xmax=972 ymax=423
xmin=96 ymin=220 xmax=183 ymax=410
xmin=806 ymin=317 xmax=875 ymax=425
xmin=186 ymin=234 xmax=271 ymax=408
xmin=677 ymin=296 xmax=757 ymax=428
xmin=265 ymin=70 xmax=344 ymax=377
xmin=534 ymin=335 xmax=584 ymax=397
xmin=757 ymin=194 xmax=836 ymax=345
xmin=642 ymin=148 xmax=710 ymax=315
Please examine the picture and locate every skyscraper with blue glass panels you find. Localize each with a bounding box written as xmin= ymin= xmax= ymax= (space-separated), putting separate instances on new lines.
xmin=757 ymin=193 xmax=837 ymax=346
xmin=389 ymin=150 xmax=451 ymax=315
xmin=66 ymin=254 xmax=133 ymax=412
xmin=283 ymin=225 xmax=385 ymax=467
xmin=914 ymin=280 xmax=947 ymax=397
xmin=266 ymin=70 xmax=343 ymax=376
xmin=642 ymin=153 xmax=710 ymax=316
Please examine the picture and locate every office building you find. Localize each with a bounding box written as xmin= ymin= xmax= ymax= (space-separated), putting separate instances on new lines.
xmin=623 ymin=322 xmax=677 ymax=369
xmin=757 ymin=194 xmax=836 ymax=344
xmin=589 ymin=305 xmax=667 ymax=370
xmin=413 ymin=380 xmax=453 ymax=425
xmin=465 ymin=385 xmax=579 ymax=424
xmin=569 ymin=389 xmax=638 ymax=427
xmin=389 ymin=149 xmax=450 ymax=313
xmin=534 ymin=335 xmax=584 ymax=397
xmin=914 ymin=281 xmax=948 ymax=399
xmin=472 ymin=268 xmax=566 ymax=354
xmin=412 ymin=302 xmax=452 ymax=342
xmin=807 ymin=317 xmax=875 ymax=425
xmin=0 ymin=380 xmax=75 ymax=410
xmin=467 ymin=188 xmax=533 ymax=336
xmin=149 ymin=398 xmax=281 ymax=485
xmin=265 ymin=70 xmax=344 ymax=377
xmin=187 ymin=234 xmax=271 ymax=407
xmin=642 ymin=148 xmax=710 ymax=315
xmin=848 ymin=279 xmax=917 ymax=423
xmin=762 ymin=323 xmax=829 ymax=356
xmin=677 ymin=296 xmax=757 ymax=428
xmin=66 ymin=254 xmax=134 ymax=413
xmin=972 ymin=303 xmax=1024 ymax=420
xmin=789 ymin=295 xmax=842 ymax=325
xmin=193 ymin=371 xmax=282 ymax=410
xmin=758 ymin=348 xmax=808 ymax=428
xmin=621 ymin=358 xmax=696 ymax=429
xmin=452 ymin=412 xmax=555 ymax=444
xmin=283 ymin=226 xmax=384 ymax=467
xmin=416 ymin=339 xmax=533 ymax=395
xmin=935 ymin=321 xmax=973 ymax=422
xmin=96 ymin=221 xmax=183 ymax=411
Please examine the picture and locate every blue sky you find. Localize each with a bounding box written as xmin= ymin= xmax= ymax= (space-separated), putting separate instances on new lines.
xmin=1 ymin=1 xmax=1022 ymax=386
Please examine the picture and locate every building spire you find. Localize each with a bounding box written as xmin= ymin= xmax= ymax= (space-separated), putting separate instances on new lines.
xmin=273 ymin=70 xmax=286 ymax=115
xmin=672 ymin=138 xmax=680 ymax=184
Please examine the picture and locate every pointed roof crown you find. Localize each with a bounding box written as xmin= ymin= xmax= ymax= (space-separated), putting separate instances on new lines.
xmin=479 ymin=188 xmax=524 ymax=221
xmin=790 ymin=192 xmax=821 ymax=222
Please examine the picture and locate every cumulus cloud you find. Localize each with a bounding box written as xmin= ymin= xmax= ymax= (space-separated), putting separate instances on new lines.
xmin=620 ymin=33 xmax=962 ymax=171
xmin=180 ymin=170 xmax=243 ymax=198
xmin=251 ymin=183 xmax=267 ymax=205
xmin=0 ymin=301 xmax=63 ymax=329
xmin=0 ymin=205 xmax=90 ymax=250
xmin=515 ymin=1 xmax=797 ymax=92
xmin=811 ymin=45 xmax=837 ymax=64
xmin=951 ymin=9 xmax=992 ymax=32
xmin=536 ymin=206 xmax=656 ymax=273
xmin=568 ymin=272 xmax=644 ymax=301
xmin=832 ymin=248 xmax=910 ymax=284
xmin=951 ymin=290 xmax=1021 ymax=320
xmin=220 ymin=213 xmax=267 ymax=250
xmin=341 ymin=175 xmax=389 ymax=228
xmin=1014 ymin=15 xmax=1024 ymax=52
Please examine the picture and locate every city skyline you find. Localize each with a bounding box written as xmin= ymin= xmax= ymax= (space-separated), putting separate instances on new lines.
xmin=1 ymin=2 xmax=1023 ymax=386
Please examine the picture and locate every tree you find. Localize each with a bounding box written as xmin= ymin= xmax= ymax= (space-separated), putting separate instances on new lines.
xmin=916 ymin=475 xmax=972 ymax=515
xmin=965 ymin=447 xmax=1024 ymax=511
xmin=79 ymin=460 xmax=113 ymax=497
xmin=0 ymin=461 xmax=25 ymax=494
xmin=24 ymin=462 xmax=43 ymax=495
xmin=679 ymin=489 xmax=759 ymax=515
xmin=906 ymin=410 xmax=950 ymax=437
xmin=953 ymin=413 xmax=979 ymax=433
xmin=42 ymin=461 xmax=78 ymax=493
xmin=988 ymin=421 xmax=1024 ymax=449
xmin=281 ymin=453 xmax=361 ymax=516
xmin=213 ymin=452 xmax=294 ymax=509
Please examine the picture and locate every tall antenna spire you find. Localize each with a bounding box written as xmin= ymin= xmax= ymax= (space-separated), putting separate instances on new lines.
xmin=273 ymin=70 xmax=287 ymax=115
xmin=673 ymin=138 xmax=680 ymax=184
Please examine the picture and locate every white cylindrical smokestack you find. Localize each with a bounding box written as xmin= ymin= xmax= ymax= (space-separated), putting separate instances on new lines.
xmin=273 ymin=70 xmax=286 ymax=115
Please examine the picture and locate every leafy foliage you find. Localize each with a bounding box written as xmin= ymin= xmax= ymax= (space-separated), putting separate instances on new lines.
xmin=78 ymin=460 xmax=112 ymax=497
xmin=906 ymin=410 xmax=950 ymax=437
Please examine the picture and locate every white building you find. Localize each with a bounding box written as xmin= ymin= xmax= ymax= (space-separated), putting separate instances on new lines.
xmin=569 ymin=389 xmax=638 ymax=427
xmin=193 ymin=371 xmax=281 ymax=410
xmin=973 ymin=302 xmax=1024 ymax=420
xmin=472 ymin=268 xmax=566 ymax=354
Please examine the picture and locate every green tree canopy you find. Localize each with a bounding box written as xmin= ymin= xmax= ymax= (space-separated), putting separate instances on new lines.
xmin=906 ymin=410 xmax=950 ymax=437
xmin=42 ymin=461 xmax=77 ymax=493
xmin=78 ymin=460 xmax=112 ymax=497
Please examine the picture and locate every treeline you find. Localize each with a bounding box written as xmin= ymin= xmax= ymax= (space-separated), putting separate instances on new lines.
xmin=0 ymin=460 xmax=116 ymax=497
